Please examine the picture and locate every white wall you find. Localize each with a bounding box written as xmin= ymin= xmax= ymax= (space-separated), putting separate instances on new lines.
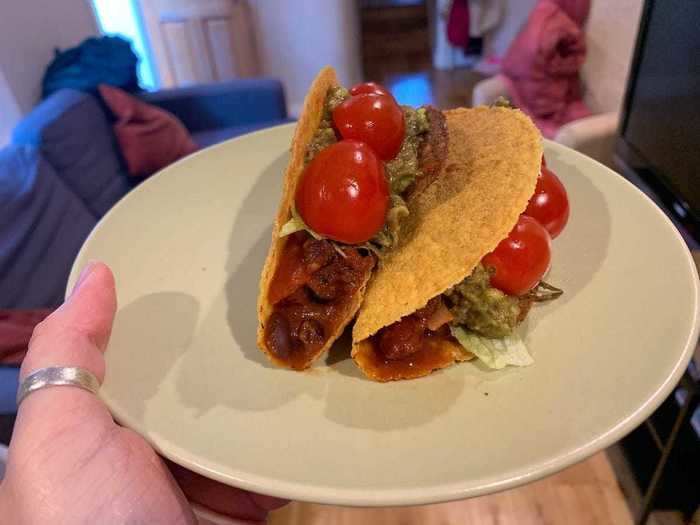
xmin=249 ymin=0 xmax=362 ymax=117
xmin=0 ymin=0 xmax=98 ymax=116
xmin=484 ymin=0 xmax=538 ymax=59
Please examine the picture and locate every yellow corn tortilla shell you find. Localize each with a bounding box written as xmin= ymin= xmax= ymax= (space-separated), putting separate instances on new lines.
xmin=257 ymin=66 xmax=373 ymax=369
xmin=352 ymin=106 xmax=542 ymax=379
xmin=353 ymin=337 xmax=474 ymax=382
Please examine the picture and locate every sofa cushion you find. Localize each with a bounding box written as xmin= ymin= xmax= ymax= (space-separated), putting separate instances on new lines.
xmin=99 ymin=84 xmax=198 ymax=176
xmin=0 ymin=146 xmax=96 ymax=308
xmin=139 ymin=78 xmax=288 ymax=133
xmin=12 ymin=89 xmax=131 ymax=217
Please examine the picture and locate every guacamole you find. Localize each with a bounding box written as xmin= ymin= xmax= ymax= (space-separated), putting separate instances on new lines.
xmin=385 ymin=107 xmax=430 ymax=194
xmin=444 ymin=264 xmax=522 ymax=338
xmin=304 ymin=86 xmax=350 ymax=164
xmin=302 ymin=88 xmax=432 ymax=254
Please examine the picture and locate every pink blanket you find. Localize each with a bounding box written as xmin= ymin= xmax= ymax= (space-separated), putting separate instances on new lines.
xmin=0 ymin=309 xmax=52 ymax=365
xmin=501 ymin=0 xmax=591 ymax=138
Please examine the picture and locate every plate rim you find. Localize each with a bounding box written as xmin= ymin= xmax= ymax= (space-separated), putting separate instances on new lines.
xmin=69 ymin=128 xmax=700 ymax=507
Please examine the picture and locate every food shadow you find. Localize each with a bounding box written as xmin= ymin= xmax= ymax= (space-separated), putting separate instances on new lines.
xmin=325 ymin=320 xmax=467 ymax=431
xmin=174 ymin=152 xmax=327 ymax=415
xmin=107 ymin=292 xmax=199 ymax=420
xmin=522 ymin=151 xmax=612 ymax=333
xmin=322 ymin=363 xmax=467 ymax=430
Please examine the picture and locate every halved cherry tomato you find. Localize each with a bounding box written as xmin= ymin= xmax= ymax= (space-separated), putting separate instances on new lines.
xmin=295 ymin=140 xmax=389 ymax=244
xmin=350 ymin=81 xmax=391 ymax=97
xmin=524 ymin=165 xmax=569 ymax=238
xmin=332 ymin=93 xmax=405 ymax=160
xmin=482 ymin=215 xmax=552 ymax=296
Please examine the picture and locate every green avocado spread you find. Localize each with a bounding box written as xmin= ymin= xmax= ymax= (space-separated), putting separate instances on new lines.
xmin=444 ymin=265 xmax=522 ymax=338
xmin=301 ymin=87 xmax=431 ymax=254
xmin=304 ymin=86 xmax=350 ymax=164
xmin=386 ymin=106 xmax=429 ymax=194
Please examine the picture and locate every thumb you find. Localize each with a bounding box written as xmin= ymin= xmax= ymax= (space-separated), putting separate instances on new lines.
xmin=13 ymin=261 xmax=117 ymax=437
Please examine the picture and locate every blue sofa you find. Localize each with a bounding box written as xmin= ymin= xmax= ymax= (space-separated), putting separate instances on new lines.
xmin=0 ymin=78 xmax=289 ymax=417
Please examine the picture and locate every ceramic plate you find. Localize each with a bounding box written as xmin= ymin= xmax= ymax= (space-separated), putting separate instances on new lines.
xmin=69 ymin=124 xmax=699 ymax=506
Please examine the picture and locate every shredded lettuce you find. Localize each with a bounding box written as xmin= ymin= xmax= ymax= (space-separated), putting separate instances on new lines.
xmin=449 ymin=325 xmax=533 ymax=369
xmin=279 ymin=207 xmax=322 ymax=240
xmin=279 ymin=216 xmax=305 ymax=237
xmin=279 ymin=194 xmax=409 ymax=260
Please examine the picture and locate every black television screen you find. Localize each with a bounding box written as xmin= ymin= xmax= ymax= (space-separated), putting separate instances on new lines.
xmin=619 ymin=0 xmax=700 ymax=225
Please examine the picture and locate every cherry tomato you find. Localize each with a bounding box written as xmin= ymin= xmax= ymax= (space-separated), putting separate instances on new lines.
xmin=482 ymin=215 xmax=552 ymax=296
xmin=524 ymin=165 xmax=569 ymax=238
xmin=350 ymin=81 xmax=391 ymax=97
xmin=332 ymin=94 xmax=405 ymax=160
xmin=295 ymin=140 xmax=389 ymax=244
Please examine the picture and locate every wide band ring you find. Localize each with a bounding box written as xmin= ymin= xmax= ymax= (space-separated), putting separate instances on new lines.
xmin=16 ymin=366 xmax=100 ymax=406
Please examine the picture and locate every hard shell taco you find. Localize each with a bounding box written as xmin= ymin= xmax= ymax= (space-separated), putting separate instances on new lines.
xmin=257 ymin=67 xmax=448 ymax=369
xmin=351 ymin=106 xmax=559 ymax=381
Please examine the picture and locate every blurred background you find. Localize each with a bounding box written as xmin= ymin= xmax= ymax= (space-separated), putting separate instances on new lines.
xmin=0 ymin=1 xmax=698 ymax=524
xmin=0 ymin=0 xmax=540 ymax=128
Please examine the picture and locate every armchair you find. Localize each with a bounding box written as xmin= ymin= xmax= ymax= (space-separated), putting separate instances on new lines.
xmin=472 ymin=0 xmax=643 ymax=168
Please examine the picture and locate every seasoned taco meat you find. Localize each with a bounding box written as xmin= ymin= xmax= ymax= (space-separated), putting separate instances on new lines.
xmin=412 ymin=106 xmax=448 ymax=197
xmin=378 ymin=316 xmax=424 ymax=360
xmin=376 ymin=297 xmax=450 ymax=361
xmin=265 ymin=232 xmax=375 ymax=369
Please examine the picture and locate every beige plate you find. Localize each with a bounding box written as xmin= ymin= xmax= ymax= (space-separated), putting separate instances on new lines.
xmin=69 ymin=124 xmax=700 ymax=506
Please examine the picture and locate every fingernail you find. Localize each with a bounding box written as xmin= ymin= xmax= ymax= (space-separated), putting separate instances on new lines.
xmin=70 ymin=261 xmax=99 ymax=297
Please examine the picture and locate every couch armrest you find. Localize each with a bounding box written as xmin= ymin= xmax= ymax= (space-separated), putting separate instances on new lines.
xmin=139 ymin=78 xmax=288 ymax=133
xmin=554 ymin=112 xmax=619 ymax=168
xmin=471 ymin=75 xmax=510 ymax=107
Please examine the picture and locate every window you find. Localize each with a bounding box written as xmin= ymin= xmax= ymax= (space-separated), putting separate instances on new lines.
xmin=91 ymin=0 xmax=158 ymax=90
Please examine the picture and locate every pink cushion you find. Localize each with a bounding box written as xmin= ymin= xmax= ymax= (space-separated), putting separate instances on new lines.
xmin=99 ymin=84 xmax=198 ymax=177
xmin=501 ymin=0 xmax=592 ymax=137
xmin=0 ymin=309 xmax=52 ymax=365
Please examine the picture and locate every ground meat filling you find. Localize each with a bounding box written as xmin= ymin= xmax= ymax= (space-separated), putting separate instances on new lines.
xmin=376 ymin=297 xmax=450 ymax=361
xmin=267 ymin=91 xmax=449 ymax=368
xmin=409 ymin=106 xmax=448 ymax=198
xmin=265 ymin=233 xmax=375 ymax=368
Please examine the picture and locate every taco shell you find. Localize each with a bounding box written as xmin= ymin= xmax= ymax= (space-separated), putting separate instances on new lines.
xmin=257 ymin=67 xmax=373 ymax=369
xmin=352 ymin=106 xmax=542 ymax=380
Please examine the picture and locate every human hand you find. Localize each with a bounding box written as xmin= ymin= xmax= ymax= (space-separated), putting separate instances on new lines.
xmin=0 ymin=262 xmax=286 ymax=524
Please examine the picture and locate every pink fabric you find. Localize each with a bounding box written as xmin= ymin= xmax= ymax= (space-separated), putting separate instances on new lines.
xmin=501 ymin=0 xmax=591 ymax=138
xmin=446 ymin=0 xmax=470 ymax=48
xmin=0 ymin=309 xmax=52 ymax=365
xmin=99 ymin=84 xmax=198 ymax=177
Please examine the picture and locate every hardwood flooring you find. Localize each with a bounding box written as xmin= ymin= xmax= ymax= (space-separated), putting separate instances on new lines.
xmin=269 ymin=451 xmax=635 ymax=525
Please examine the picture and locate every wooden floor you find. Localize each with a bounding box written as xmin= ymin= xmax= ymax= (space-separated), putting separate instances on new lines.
xmin=269 ymin=451 xmax=634 ymax=525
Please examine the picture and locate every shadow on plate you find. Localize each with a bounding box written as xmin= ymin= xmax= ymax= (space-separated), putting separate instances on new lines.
xmin=527 ymin=151 xmax=612 ymax=325
xmin=323 ymin=362 xmax=467 ymax=430
xmin=171 ymin=149 xmax=471 ymax=428
xmin=174 ymin=153 xmax=328 ymax=414
xmin=107 ymin=291 xmax=200 ymax=420
xmin=324 ymin=322 xmax=468 ymax=431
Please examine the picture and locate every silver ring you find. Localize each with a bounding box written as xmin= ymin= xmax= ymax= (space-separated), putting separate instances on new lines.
xmin=17 ymin=367 xmax=100 ymax=406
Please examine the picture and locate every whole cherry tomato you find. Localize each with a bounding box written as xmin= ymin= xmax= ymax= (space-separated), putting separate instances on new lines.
xmin=332 ymin=93 xmax=405 ymax=160
xmin=524 ymin=165 xmax=569 ymax=238
xmin=482 ymin=215 xmax=552 ymax=296
xmin=350 ymin=81 xmax=392 ymax=97
xmin=295 ymin=140 xmax=389 ymax=244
